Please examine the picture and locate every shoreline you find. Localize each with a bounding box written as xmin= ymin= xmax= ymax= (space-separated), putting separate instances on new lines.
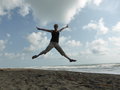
xmin=0 ymin=68 xmax=120 ymax=90
xmin=1 ymin=67 xmax=120 ymax=75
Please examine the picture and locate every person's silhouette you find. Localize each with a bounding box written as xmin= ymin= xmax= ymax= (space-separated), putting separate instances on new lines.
xmin=32 ymin=24 xmax=76 ymax=62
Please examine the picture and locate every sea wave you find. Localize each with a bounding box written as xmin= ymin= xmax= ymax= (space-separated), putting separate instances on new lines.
xmin=37 ymin=63 xmax=120 ymax=69
xmin=28 ymin=63 xmax=120 ymax=74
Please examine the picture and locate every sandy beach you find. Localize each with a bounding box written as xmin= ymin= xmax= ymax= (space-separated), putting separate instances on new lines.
xmin=0 ymin=69 xmax=120 ymax=90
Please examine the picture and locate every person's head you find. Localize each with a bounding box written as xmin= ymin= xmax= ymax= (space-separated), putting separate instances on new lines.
xmin=54 ymin=24 xmax=58 ymax=30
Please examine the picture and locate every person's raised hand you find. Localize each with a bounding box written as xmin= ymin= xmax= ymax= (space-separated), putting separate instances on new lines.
xmin=36 ymin=26 xmax=40 ymax=30
xmin=66 ymin=25 xmax=68 ymax=28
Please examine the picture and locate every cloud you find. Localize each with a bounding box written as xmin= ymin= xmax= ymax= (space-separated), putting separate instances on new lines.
xmin=66 ymin=40 xmax=82 ymax=47
xmin=83 ymin=18 xmax=109 ymax=35
xmin=0 ymin=0 xmax=29 ymax=17
xmin=86 ymin=39 xmax=109 ymax=55
xmin=112 ymin=22 xmax=120 ymax=32
xmin=109 ymin=37 xmax=120 ymax=46
xmin=0 ymin=0 xmax=20 ymax=16
xmin=25 ymin=32 xmax=49 ymax=51
xmin=6 ymin=33 xmax=11 ymax=38
xmin=0 ymin=0 xmax=103 ymax=24
xmin=60 ymin=36 xmax=82 ymax=47
xmin=25 ymin=0 xmax=86 ymax=25
xmin=83 ymin=21 xmax=98 ymax=30
xmin=18 ymin=3 xmax=30 ymax=17
xmin=0 ymin=34 xmax=11 ymax=52
xmin=24 ymin=0 xmax=103 ymax=25
xmin=1 ymin=52 xmax=25 ymax=60
xmin=92 ymin=0 xmax=103 ymax=6
xmin=0 ymin=40 xmax=6 ymax=51
xmin=59 ymin=36 xmax=82 ymax=57
xmin=98 ymin=0 xmax=120 ymax=13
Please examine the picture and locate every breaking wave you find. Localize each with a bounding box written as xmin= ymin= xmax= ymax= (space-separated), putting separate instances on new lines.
xmin=29 ymin=63 xmax=120 ymax=74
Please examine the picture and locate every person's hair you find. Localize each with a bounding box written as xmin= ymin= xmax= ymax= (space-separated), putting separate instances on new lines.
xmin=54 ymin=24 xmax=58 ymax=29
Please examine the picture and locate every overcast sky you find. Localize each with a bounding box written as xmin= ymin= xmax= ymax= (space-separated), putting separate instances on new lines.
xmin=0 ymin=0 xmax=120 ymax=67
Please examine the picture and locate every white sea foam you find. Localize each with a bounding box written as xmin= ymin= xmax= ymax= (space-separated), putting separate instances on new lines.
xmin=28 ymin=63 xmax=120 ymax=75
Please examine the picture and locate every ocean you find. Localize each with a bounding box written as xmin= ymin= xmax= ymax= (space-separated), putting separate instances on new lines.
xmin=32 ymin=63 xmax=120 ymax=75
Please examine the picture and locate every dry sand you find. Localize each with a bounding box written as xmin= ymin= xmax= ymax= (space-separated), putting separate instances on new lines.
xmin=0 ymin=68 xmax=120 ymax=90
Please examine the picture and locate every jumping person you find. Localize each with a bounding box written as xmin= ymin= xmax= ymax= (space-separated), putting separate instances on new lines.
xmin=32 ymin=24 xmax=76 ymax=62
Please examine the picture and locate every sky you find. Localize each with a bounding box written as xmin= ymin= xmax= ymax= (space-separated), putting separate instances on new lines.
xmin=0 ymin=0 xmax=120 ymax=67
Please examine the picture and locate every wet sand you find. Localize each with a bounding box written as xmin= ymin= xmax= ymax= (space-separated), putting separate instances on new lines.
xmin=0 ymin=68 xmax=120 ymax=90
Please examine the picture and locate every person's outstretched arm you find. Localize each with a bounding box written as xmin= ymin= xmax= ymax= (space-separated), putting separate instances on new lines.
xmin=59 ymin=25 xmax=68 ymax=32
xmin=36 ymin=27 xmax=52 ymax=32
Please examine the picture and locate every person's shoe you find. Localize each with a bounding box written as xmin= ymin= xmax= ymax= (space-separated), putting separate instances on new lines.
xmin=32 ymin=55 xmax=38 ymax=59
xmin=69 ymin=59 xmax=76 ymax=62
